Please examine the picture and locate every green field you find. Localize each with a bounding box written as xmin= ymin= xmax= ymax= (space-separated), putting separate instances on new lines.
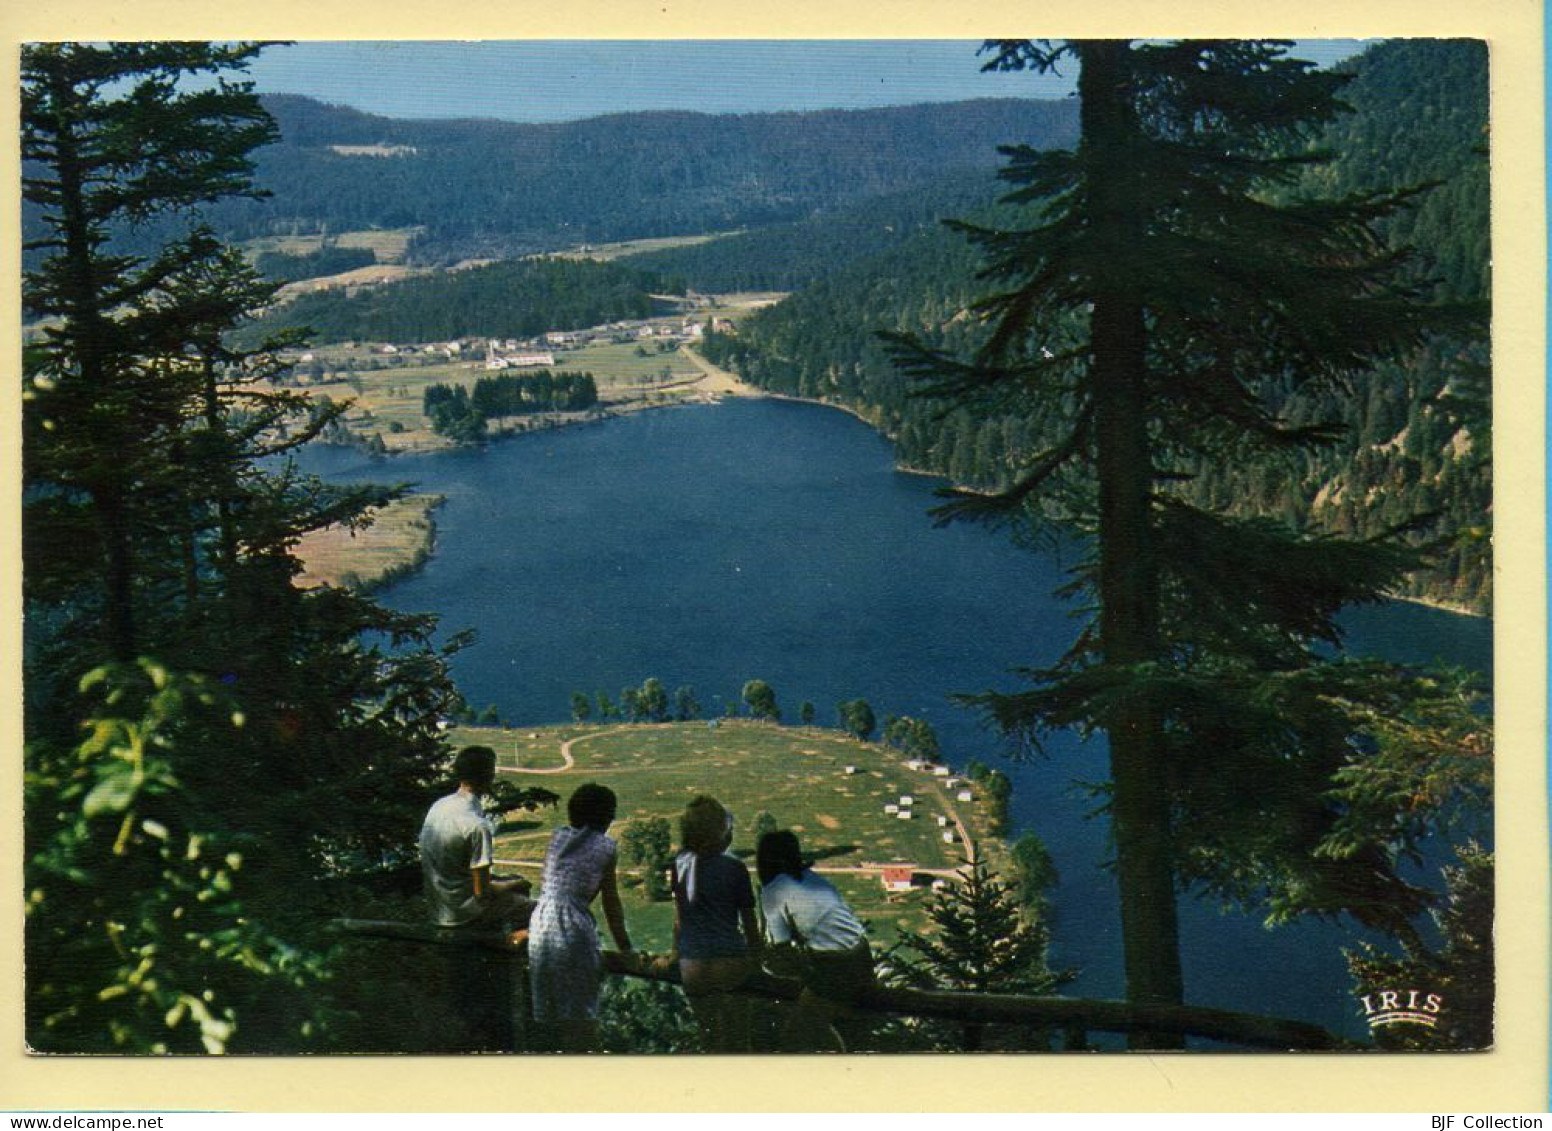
xmin=242 ymin=226 xmax=424 ymax=263
xmin=547 ymin=231 xmax=741 ymax=262
xmin=446 ymin=720 xmax=996 ymax=952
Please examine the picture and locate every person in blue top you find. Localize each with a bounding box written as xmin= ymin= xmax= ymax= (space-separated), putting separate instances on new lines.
xmin=672 ymin=794 xmax=761 ymax=1051
xmin=757 ymin=828 xmax=876 ymax=1051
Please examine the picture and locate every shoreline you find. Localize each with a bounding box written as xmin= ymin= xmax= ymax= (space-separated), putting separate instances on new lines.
xmin=320 ymin=378 xmax=1493 ymax=623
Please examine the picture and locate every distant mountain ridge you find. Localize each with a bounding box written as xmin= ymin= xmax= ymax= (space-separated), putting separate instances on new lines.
xmin=200 ymin=94 xmax=1080 ymax=262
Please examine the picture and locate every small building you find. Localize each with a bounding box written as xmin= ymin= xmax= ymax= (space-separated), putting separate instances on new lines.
xmin=942 ymin=830 xmax=958 ymax=843
xmin=843 ymin=765 xmax=858 ymax=776
xmin=936 ymin=815 xmax=950 ymax=827
xmin=896 ymin=810 xmax=913 ymax=820
xmin=898 ymin=795 xmax=914 ymax=807
xmin=932 ymin=765 xmax=951 ymax=777
xmin=880 ymin=864 xmax=916 ymax=892
xmin=956 ymin=790 xmax=974 ymax=802
xmin=945 ymin=777 xmax=963 ymax=790
xmin=906 ymin=760 xmax=926 ymax=771
xmin=884 ymin=804 xmax=899 ymax=815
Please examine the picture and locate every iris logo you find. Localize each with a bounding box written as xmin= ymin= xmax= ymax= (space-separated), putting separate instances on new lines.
xmin=1359 ymin=989 xmax=1443 ymax=1030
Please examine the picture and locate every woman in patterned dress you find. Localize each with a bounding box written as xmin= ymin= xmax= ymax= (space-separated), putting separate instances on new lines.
xmin=528 ymin=782 xmax=632 ymax=1051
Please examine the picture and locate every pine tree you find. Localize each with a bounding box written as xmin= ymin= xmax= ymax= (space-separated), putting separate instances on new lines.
xmin=886 ymin=40 xmax=1484 ymax=1041
xmin=23 ymin=43 xmax=279 ymax=659
xmin=885 ymin=854 xmax=1073 ymax=1050
xmin=23 ymin=42 xmax=468 ymax=1053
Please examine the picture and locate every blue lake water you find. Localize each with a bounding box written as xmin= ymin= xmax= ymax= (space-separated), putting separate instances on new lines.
xmin=295 ymin=397 xmax=1492 ymax=1041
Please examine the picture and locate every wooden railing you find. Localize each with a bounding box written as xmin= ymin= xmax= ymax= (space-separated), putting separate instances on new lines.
xmin=336 ymin=918 xmax=1354 ymax=1051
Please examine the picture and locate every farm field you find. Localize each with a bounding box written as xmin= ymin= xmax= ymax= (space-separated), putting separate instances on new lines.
xmin=241 ymin=225 xmax=424 ymax=263
xmin=446 ymin=720 xmax=998 ymax=953
xmin=546 ymin=231 xmax=741 ymax=262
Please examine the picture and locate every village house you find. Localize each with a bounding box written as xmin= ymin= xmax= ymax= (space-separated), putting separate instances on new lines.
xmin=956 ymin=790 xmax=974 ymax=802
xmin=880 ymin=864 xmax=915 ymax=892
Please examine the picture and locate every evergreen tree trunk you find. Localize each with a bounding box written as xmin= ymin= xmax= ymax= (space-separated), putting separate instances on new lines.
xmin=1080 ymin=43 xmax=1184 ymax=1037
xmin=49 ymin=71 xmax=139 ymax=659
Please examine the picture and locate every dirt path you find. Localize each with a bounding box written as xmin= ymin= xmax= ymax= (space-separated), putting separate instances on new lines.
xmin=495 ymin=725 xmax=636 ymax=776
xmin=680 ymin=346 xmax=765 ymax=397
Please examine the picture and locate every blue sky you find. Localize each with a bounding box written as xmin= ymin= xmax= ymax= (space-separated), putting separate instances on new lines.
xmin=243 ymin=40 xmax=1370 ymax=123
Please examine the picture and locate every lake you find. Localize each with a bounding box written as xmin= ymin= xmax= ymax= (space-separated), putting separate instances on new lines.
xmin=295 ymin=397 xmax=1492 ymax=1042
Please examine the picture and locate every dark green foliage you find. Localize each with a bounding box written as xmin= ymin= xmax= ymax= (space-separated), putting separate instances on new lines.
xmin=597 ymin=978 xmax=700 ymax=1053
xmin=22 ymin=42 xmax=469 ymax=1054
xmin=742 ymin=679 xmax=780 ymax=722
xmin=467 ymin=370 xmax=599 ymax=417
xmin=619 ymin=816 xmax=674 ymax=902
xmin=637 ymin=677 xmax=670 ymax=724
xmin=244 ymin=257 xmax=665 ymax=345
xmin=884 ymin=855 xmax=1073 ymax=1051
xmin=115 ymin=93 xmax=1079 ymax=264
xmin=570 ymin=690 xmax=592 ymax=723
xmin=482 ymin=779 xmax=560 ymax=825
xmin=24 ymin=662 xmax=327 ymax=1053
xmin=630 ymin=169 xmax=1005 ymax=292
xmin=836 ymin=698 xmax=877 ymax=741
xmin=798 ymin=701 xmax=816 ymax=726
xmin=979 ymin=769 xmax=1013 ymax=837
xmin=1346 ymin=843 xmax=1493 ymax=1051
xmin=619 ymin=686 xmax=643 ymax=722
xmin=1010 ymin=833 xmax=1060 ymax=919
xmin=672 ymin=684 xmax=700 ymax=722
xmin=882 ymin=715 xmax=942 ymax=763
xmin=595 ymin=691 xmax=616 ymax=720
xmin=420 ymin=384 xmax=486 ymax=442
xmin=253 ymin=244 xmax=376 ymax=283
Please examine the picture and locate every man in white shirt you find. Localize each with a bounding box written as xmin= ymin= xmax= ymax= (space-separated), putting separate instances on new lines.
xmin=757 ymin=829 xmax=876 ymax=1050
xmin=419 ymin=745 xmax=532 ymax=933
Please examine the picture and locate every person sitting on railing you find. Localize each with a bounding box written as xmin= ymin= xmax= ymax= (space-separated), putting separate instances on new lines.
xmin=528 ymin=783 xmax=633 ymax=1052
xmin=756 ymin=829 xmax=876 ymax=1051
xmin=419 ymin=745 xmax=533 ymax=935
xmin=672 ymin=795 xmax=761 ymax=1052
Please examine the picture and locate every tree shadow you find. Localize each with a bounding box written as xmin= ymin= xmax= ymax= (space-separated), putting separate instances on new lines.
xmin=807 ymin=844 xmax=861 ymax=862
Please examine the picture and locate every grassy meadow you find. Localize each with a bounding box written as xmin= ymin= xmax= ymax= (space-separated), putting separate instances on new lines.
xmin=294 ymin=493 xmax=444 ymax=590
xmin=447 ymin=719 xmax=996 ymax=952
xmin=241 ymin=225 xmax=423 ymax=263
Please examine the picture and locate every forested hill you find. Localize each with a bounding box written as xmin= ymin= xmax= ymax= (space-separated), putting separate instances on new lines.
xmin=701 ymin=39 xmax=1492 ymax=614
xmin=625 ymin=168 xmax=1005 ymax=293
xmin=197 ymin=94 xmax=1079 ymax=262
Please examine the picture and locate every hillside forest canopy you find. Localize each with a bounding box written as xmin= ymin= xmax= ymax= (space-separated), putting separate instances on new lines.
xmin=20 ymin=38 xmax=1492 ymax=1056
